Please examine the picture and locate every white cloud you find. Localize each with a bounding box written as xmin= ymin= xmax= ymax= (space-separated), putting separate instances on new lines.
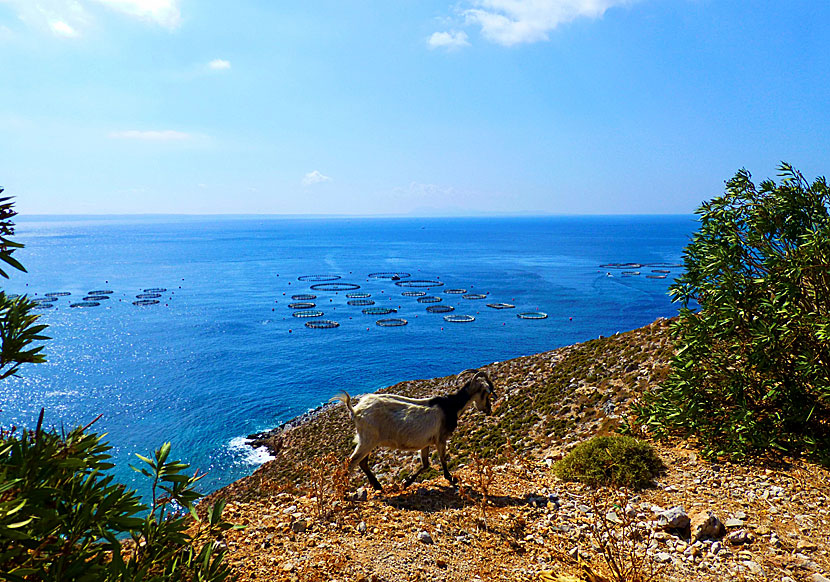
xmin=428 ymin=30 xmax=470 ymax=50
xmin=0 ymin=0 xmax=181 ymax=36
xmin=49 ymin=20 xmax=78 ymax=37
xmin=302 ymin=170 xmax=332 ymax=186
xmin=91 ymin=0 xmax=180 ymax=29
xmin=208 ymin=59 xmax=231 ymax=70
xmin=109 ymin=129 xmax=193 ymax=140
xmin=462 ymin=0 xmax=634 ymax=46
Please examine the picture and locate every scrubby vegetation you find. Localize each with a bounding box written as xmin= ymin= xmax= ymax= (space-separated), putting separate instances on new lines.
xmin=636 ymin=163 xmax=830 ymax=462
xmin=0 ymin=419 xmax=238 ymax=581
xmin=552 ymin=435 xmax=664 ymax=490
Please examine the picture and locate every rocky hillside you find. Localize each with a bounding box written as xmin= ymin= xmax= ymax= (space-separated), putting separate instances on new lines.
xmin=208 ymin=319 xmax=830 ymax=581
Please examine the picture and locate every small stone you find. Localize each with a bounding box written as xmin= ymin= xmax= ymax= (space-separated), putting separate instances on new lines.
xmin=724 ymin=518 xmax=744 ymax=528
xmin=657 ymin=506 xmax=690 ymax=531
xmin=282 ymin=562 xmax=295 ymax=572
xmin=282 ymin=505 xmax=297 ymax=514
xmin=291 ymin=519 xmax=308 ymax=533
xmin=797 ymin=539 xmax=818 ymax=552
xmin=733 ymin=510 xmax=747 ymax=520
xmin=357 ymin=521 xmax=367 ymax=534
xmin=654 ymin=552 xmax=673 ymax=563
xmin=710 ymin=541 xmax=722 ymax=555
xmin=436 ymin=558 xmax=448 ymax=568
xmin=809 ymin=574 xmax=830 ymax=582
xmin=743 ymin=561 xmax=764 ymax=576
xmin=727 ymin=529 xmax=753 ymax=545
xmin=689 ymin=510 xmax=724 ymax=541
xmin=417 ymin=531 xmax=434 ymax=544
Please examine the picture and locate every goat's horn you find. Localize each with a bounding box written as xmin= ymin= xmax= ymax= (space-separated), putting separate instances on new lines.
xmin=456 ymin=368 xmax=478 ymax=382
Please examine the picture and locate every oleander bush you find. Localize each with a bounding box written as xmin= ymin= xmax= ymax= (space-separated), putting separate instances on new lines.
xmin=0 ymin=418 xmax=238 ymax=581
xmin=553 ymin=435 xmax=664 ymax=490
xmin=635 ymin=163 xmax=830 ymax=461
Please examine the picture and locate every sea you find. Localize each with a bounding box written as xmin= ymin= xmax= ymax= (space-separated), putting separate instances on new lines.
xmin=0 ymin=215 xmax=694 ymax=498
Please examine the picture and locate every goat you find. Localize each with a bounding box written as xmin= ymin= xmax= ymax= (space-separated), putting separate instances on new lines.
xmin=331 ymin=369 xmax=496 ymax=491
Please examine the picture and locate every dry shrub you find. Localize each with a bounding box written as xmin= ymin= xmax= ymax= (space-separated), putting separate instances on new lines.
xmin=587 ymin=488 xmax=655 ymax=582
xmin=459 ymin=451 xmax=496 ymax=528
xmin=303 ymin=452 xmax=352 ymax=526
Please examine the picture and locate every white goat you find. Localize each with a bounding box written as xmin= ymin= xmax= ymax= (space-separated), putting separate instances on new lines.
xmin=332 ymin=369 xmax=496 ymax=491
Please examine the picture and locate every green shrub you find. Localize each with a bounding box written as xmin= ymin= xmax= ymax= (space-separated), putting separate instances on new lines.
xmin=635 ymin=163 xmax=830 ymax=461
xmin=553 ymin=435 xmax=664 ymax=490
xmin=0 ymin=415 xmax=239 ymax=581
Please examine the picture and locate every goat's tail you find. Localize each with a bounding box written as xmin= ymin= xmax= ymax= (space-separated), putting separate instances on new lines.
xmin=330 ymin=391 xmax=355 ymax=419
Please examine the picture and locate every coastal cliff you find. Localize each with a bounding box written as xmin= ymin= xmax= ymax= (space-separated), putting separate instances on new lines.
xmin=207 ymin=319 xmax=829 ymax=581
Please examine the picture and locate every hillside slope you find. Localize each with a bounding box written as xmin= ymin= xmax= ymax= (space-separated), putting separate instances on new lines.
xmin=208 ymin=320 xmax=829 ymax=581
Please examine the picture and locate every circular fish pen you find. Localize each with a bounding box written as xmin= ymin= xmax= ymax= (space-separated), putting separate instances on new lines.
xmin=346 ymin=292 xmax=371 ymax=299
xmin=651 ymin=269 xmax=671 ymax=274
xmin=32 ymin=297 xmax=56 ymax=304
xmin=443 ymin=288 xmax=467 ymax=294
xmin=443 ymin=314 xmax=475 ymax=323
xmin=646 ymin=275 xmax=667 ymax=279
xmin=289 ymin=302 xmax=316 ymax=309
xmin=395 ymin=279 xmax=443 ymax=288
xmin=599 ymin=263 xmax=643 ymax=269
xmin=143 ymin=288 xmax=167 ymax=293
xmin=417 ymin=296 xmax=442 ymax=304
xmin=133 ymin=299 xmax=160 ymax=306
xmin=517 ymin=312 xmax=548 ymax=320
xmin=45 ymin=292 xmax=71 ymax=297
xmin=309 ymin=283 xmax=361 ymax=292
xmin=292 ymin=309 xmax=324 ymax=318
xmin=305 ymin=320 xmax=340 ymax=329
xmin=32 ymin=303 xmax=54 ymax=309
xmin=401 ymin=291 xmax=427 ymax=297
xmin=376 ymin=318 xmax=407 ymax=327
xmin=136 ymin=293 xmax=162 ymax=299
xmin=486 ymin=303 xmax=515 ymax=309
xmin=642 ymin=263 xmax=682 ymax=268
xmin=84 ymin=295 xmax=110 ymax=301
xmin=622 ymin=271 xmax=641 ymax=276
xmin=368 ymin=272 xmax=411 ymax=280
xmin=347 ymin=299 xmax=375 ymax=306
xmin=291 ymin=294 xmax=317 ymax=300
xmin=462 ymin=294 xmax=487 ymax=300
xmin=362 ymin=307 xmax=397 ymax=315
xmin=298 ymin=275 xmax=341 ymax=282
xmin=70 ymin=302 xmax=100 ymax=308
xmin=88 ymin=290 xmax=113 ymax=295
xmin=426 ymin=305 xmax=454 ymax=313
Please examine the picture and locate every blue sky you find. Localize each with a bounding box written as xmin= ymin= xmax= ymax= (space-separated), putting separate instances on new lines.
xmin=1 ymin=1 xmax=828 ymax=215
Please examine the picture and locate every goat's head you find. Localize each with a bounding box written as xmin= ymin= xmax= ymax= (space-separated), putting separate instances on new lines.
xmin=457 ymin=369 xmax=496 ymax=415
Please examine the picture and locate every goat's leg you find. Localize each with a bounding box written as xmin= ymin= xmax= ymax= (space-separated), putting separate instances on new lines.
xmin=349 ymin=441 xmax=383 ymax=491
xmin=436 ymin=441 xmax=457 ymax=486
xmin=403 ymin=447 xmax=430 ymax=488
xmin=358 ymin=455 xmax=383 ymax=491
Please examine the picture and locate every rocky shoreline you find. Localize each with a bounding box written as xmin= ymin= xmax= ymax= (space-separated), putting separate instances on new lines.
xmin=208 ymin=319 xmax=829 ymax=581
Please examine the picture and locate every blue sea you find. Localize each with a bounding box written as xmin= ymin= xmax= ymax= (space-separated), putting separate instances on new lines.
xmin=0 ymin=215 xmax=694 ymax=497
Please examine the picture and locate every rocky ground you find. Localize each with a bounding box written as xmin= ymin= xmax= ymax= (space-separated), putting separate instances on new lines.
xmin=207 ymin=319 xmax=830 ymax=581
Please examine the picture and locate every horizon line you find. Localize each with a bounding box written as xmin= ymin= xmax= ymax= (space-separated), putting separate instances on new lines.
xmin=16 ymin=211 xmax=696 ymax=220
